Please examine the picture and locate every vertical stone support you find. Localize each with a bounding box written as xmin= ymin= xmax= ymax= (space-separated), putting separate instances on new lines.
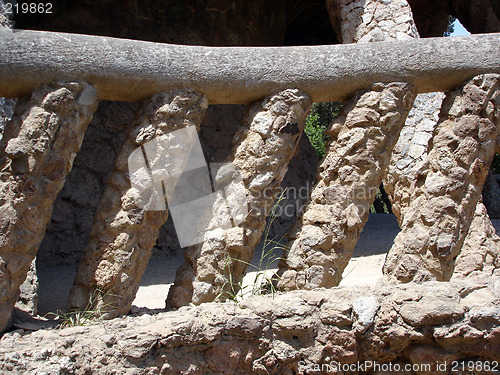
xmin=326 ymin=0 xmax=419 ymax=44
xmin=277 ymin=82 xmax=416 ymax=291
xmin=0 ymin=82 xmax=98 ymax=333
xmin=384 ymin=92 xmax=446 ymax=221
xmin=328 ymin=0 xmax=500 ymax=281
xmin=385 ymin=92 xmax=500 ymax=281
xmin=167 ymin=89 xmax=311 ymax=308
xmin=68 ymin=91 xmax=208 ymax=318
xmin=383 ymin=74 xmax=500 ymax=283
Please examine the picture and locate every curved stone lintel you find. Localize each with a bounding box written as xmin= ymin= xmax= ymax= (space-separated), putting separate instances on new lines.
xmin=0 ymin=29 xmax=499 ymax=104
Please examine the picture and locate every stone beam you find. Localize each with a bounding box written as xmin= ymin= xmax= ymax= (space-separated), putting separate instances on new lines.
xmin=0 ymin=29 xmax=499 ymax=104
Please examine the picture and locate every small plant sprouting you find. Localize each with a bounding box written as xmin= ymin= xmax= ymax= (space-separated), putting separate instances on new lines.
xmin=217 ymin=189 xmax=289 ymax=302
xmin=50 ymin=286 xmax=116 ymax=328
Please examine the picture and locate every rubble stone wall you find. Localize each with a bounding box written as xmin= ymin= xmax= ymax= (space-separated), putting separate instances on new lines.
xmin=1 ymin=280 xmax=499 ymax=374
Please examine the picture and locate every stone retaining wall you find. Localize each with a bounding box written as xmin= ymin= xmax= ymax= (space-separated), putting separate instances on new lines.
xmin=1 ymin=280 xmax=499 ymax=374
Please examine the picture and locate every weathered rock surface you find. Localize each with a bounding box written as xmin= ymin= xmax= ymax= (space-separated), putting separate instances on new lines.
xmin=36 ymin=100 xmax=139 ymax=266
xmin=14 ymin=259 xmax=38 ymax=316
xmin=68 ymin=91 xmax=208 ymax=319
xmin=384 ymin=74 xmax=500 ymax=283
xmin=1 ymin=29 xmax=500 ymax=104
xmin=385 ymin=92 xmax=446 ymax=222
xmin=386 ymin=91 xmax=500 ymax=282
xmin=167 ymin=89 xmax=311 ymax=308
xmin=1 ymin=280 xmax=499 ymax=374
xmin=327 ymin=0 xmax=419 ymax=44
xmin=277 ymin=82 xmax=416 ymax=291
xmin=453 ymin=199 xmax=500 ymax=279
xmin=0 ymin=82 xmax=98 ymax=334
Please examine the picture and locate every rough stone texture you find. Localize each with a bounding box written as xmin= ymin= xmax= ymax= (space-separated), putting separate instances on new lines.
xmin=453 ymin=199 xmax=500 ymax=279
xmin=36 ymin=96 xmax=318 ymax=269
xmin=14 ymin=259 xmax=38 ymax=316
xmin=277 ymin=82 xmax=416 ymax=291
xmin=36 ymin=101 xmax=138 ymax=266
xmin=167 ymin=89 xmax=311 ymax=308
xmin=1 ymin=280 xmax=499 ymax=374
xmin=383 ymin=74 xmax=500 ymax=283
xmin=1 ymin=29 xmax=500 ymax=104
xmin=0 ymin=0 xmax=12 ymax=29
xmin=327 ymin=0 xmax=424 ymax=221
xmin=327 ymin=0 xmax=419 ymax=44
xmin=0 ymin=82 xmax=98 ymax=334
xmin=386 ymin=92 xmax=500 ymax=281
xmin=384 ymin=92 xmax=446 ymax=223
xmin=328 ymin=0 xmax=500 ymax=283
xmin=68 ymin=91 xmax=208 ymax=319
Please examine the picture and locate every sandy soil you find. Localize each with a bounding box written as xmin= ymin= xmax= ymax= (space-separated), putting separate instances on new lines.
xmin=35 ymin=214 xmax=500 ymax=315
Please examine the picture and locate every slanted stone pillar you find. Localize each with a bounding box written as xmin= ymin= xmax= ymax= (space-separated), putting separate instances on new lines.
xmin=277 ymin=82 xmax=416 ymax=291
xmin=0 ymin=82 xmax=98 ymax=333
xmin=383 ymin=74 xmax=500 ymax=283
xmin=327 ymin=0 xmax=500 ymax=282
xmin=384 ymin=91 xmax=500 ymax=281
xmin=384 ymin=92 xmax=446 ymax=221
xmin=167 ymin=89 xmax=311 ymax=308
xmin=68 ymin=91 xmax=208 ymax=318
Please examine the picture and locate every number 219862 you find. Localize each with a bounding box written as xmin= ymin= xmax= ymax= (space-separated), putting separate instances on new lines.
xmin=5 ymin=3 xmax=53 ymax=14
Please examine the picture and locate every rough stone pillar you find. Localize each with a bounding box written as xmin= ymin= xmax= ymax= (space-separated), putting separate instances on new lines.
xmin=453 ymin=197 xmax=500 ymax=279
xmin=328 ymin=0 xmax=500 ymax=281
xmin=326 ymin=0 xmax=419 ymax=44
xmin=0 ymin=82 xmax=98 ymax=333
xmin=385 ymin=91 xmax=500 ymax=281
xmin=167 ymin=89 xmax=311 ymax=308
xmin=384 ymin=92 xmax=446 ymax=222
xmin=68 ymin=91 xmax=208 ymax=318
xmin=277 ymin=82 xmax=416 ymax=291
xmin=383 ymin=74 xmax=500 ymax=283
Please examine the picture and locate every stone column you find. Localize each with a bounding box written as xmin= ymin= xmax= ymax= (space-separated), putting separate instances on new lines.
xmin=277 ymin=82 xmax=416 ymax=291
xmin=0 ymin=82 xmax=98 ymax=333
xmin=167 ymin=89 xmax=311 ymax=308
xmin=326 ymin=0 xmax=419 ymax=44
xmin=68 ymin=91 xmax=208 ymax=318
xmin=384 ymin=92 xmax=446 ymax=221
xmin=274 ymin=0 xmax=420 ymax=291
xmin=385 ymin=90 xmax=500 ymax=281
xmin=383 ymin=74 xmax=500 ymax=282
xmin=327 ymin=0 xmax=500 ymax=281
